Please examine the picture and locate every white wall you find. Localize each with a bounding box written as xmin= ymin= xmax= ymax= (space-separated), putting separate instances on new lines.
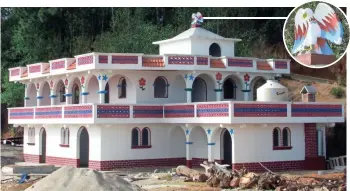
xmin=41 ymin=82 xmax=51 ymax=106
xmin=159 ymin=40 xmax=192 ymax=55
xmin=23 ymin=126 xmax=40 ymax=155
xmin=233 ymin=124 xmax=305 ymax=163
xmin=100 ymin=124 xmax=187 ymax=160
xmin=87 ymin=76 xmax=99 ymax=104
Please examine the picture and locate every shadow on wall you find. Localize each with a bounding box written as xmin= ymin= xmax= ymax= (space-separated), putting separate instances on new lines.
xmin=326 ymin=121 xmax=346 ymax=158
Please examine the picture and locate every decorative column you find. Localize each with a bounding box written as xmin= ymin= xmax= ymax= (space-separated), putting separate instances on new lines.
xmin=241 ymin=73 xmax=251 ymax=101
xmin=97 ymin=73 xmax=108 ymax=104
xmin=214 ymin=72 xmax=223 ymax=101
xmin=64 ymin=78 xmax=72 ymax=105
xmin=36 ymin=82 xmax=43 ymax=106
xmin=184 ymin=127 xmax=193 ymax=168
xmin=206 ymin=128 xmax=215 ymax=163
xmin=24 ymin=84 xmax=29 ymax=107
xmin=49 ymin=80 xmax=56 ymax=105
xmin=80 ymin=76 xmax=88 ymax=104
xmin=184 ymin=73 xmax=194 ymax=103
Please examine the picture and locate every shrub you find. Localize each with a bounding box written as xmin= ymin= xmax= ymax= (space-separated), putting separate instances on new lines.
xmin=330 ymin=87 xmax=345 ymax=98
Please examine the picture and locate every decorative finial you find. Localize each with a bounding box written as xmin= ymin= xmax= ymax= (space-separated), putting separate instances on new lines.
xmin=191 ymin=12 xmax=203 ymax=28
xmin=292 ymin=3 xmax=344 ymax=56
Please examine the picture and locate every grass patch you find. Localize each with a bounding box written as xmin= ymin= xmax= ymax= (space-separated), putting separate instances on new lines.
xmin=330 ymin=87 xmax=345 ymax=98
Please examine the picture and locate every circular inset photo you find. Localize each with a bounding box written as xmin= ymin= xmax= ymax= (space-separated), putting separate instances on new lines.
xmin=283 ymin=1 xmax=349 ymax=68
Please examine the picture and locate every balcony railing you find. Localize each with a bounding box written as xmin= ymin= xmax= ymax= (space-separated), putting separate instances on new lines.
xmin=8 ymin=101 xmax=344 ymax=125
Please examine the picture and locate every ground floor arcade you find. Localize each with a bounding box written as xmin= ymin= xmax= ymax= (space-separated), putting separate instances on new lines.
xmin=22 ymin=123 xmax=327 ymax=171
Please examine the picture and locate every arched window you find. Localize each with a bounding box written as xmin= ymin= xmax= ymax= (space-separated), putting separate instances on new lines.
xmin=209 ymin=43 xmax=221 ymax=57
xmin=142 ymin=128 xmax=151 ymax=146
xmin=154 ymin=77 xmax=168 ymax=98
xmin=65 ymin=128 xmax=70 ymax=145
xmin=273 ymin=128 xmax=280 ymax=147
xmin=282 ymin=127 xmax=291 ymax=146
xmin=28 ymin=127 xmax=35 ymax=144
xmin=223 ymin=79 xmax=237 ymax=99
xmin=118 ymin=77 xmax=127 ymax=98
xmin=131 ymin=128 xmax=139 ymax=147
xmin=72 ymin=84 xmax=80 ymax=104
xmin=105 ymin=82 xmax=109 ymax=103
xmin=59 ymin=82 xmax=66 ymax=103
xmin=60 ymin=127 xmax=65 ymax=144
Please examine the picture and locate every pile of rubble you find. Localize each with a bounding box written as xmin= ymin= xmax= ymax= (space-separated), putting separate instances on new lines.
xmin=175 ymin=162 xmax=346 ymax=191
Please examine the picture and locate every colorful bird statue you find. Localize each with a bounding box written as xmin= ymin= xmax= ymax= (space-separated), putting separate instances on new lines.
xmin=191 ymin=12 xmax=204 ymax=26
xmin=292 ymin=3 xmax=344 ymax=55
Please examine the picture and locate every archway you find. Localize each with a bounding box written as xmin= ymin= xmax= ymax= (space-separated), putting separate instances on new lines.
xmin=221 ymin=129 xmax=232 ymax=167
xmin=192 ymin=78 xmax=207 ymax=102
xmin=56 ymin=80 xmax=66 ymax=104
xmin=87 ymin=75 xmax=99 ymax=103
xmin=41 ymin=82 xmax=50 ymax=106
xmin=77 ymin=127 xmax=89 ymax=168
xmin=168 ymin=126 xmax=186 ymax=159
xmin=72 ymin=83 xmax=80 ymax=104
xmin=27 ymin=83 xmax=37 ymax=106
xmin=190 ymin=126 xmax=208 ymax=164
xmin=209 ymin=43 xmax=221 ymax=57
xmin=105 ymin=82 xmax=110 ymax=103
xmin=39 ymin=128 xmax=46 ymax=163
xmin=251 ymin=77 xmax=266 ymax=101
xmin=222 ymin=75 xmax=243 ymax=101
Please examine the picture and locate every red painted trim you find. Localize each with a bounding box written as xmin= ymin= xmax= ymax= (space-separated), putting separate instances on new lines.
xmin=59 ymin=144 xmax=70 ymax=147
xmin=131 ymin=145 xmax=152 ymax=149
xmin=304 ymin=123 xmax=317 ymax=158
xmin=273 ymin=146 xmax=292 ymax=150
xmin=27 ymin=143 xmax=35 ymax=146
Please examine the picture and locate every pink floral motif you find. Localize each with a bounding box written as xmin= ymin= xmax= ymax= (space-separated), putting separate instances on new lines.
xmin=81 ymin=76 xmax=85 ymax=84
xmin=244 ymin=73 xmax=250 ymax=82
xmin=139 ymin=78 xmax=146 ymax=91
xmin=65 ymin=78 xmax=68 ymax=86
xmin=216 ymin=72 xmax=222 ymax=81
xmin=36 ymin=83 xmax=40 ymax=90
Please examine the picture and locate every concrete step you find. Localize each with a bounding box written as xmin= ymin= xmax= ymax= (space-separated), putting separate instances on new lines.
xmin=2 ymin=163 xmax=57 ymax=174
xmin=334 ymin=166 xmax=346 ymax=171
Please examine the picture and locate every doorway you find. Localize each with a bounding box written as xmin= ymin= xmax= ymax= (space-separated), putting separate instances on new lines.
xmin=222 ymin=129 xmax=232 ymax=167
xmin=77 ymin=127 xmax=89 ymax=167
xmin=192 ymin=77 xmax=207 ymax=102
xmin=39 ymin=128 xmax=46 ymax=163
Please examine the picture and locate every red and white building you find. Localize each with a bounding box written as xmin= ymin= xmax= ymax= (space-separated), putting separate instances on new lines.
xmin=7 ymin=21 xmax=344 ymax=171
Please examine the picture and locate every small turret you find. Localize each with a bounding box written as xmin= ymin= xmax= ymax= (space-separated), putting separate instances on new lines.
xmin=300 ymin=85 xmax=316 ymax=102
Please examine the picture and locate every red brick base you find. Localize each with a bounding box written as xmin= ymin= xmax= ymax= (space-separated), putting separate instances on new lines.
xmin=186 ymin=160 xmax=192 ymax=168
xmin=89 ymin=158 xmax=186 ymax=171
xmin=46 ymin=156 xmax=79 ymax=167
xmin=192 ymin=158 xmax=207 ymax=167
xmin=232 ymin=160 xmax=304 ymax=172
xmin=304 ymin=157 xmax=326 ymax=170
xmin=23 ymin=154 xmax=40 ymax=163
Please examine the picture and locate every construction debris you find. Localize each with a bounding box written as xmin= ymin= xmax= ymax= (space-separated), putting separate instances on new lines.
xmin=176 ymin=165 xmax=208 ymax=182
xmin=176 ymin=162 xmax=346 ymax=191
xmin=24 ymin=166 xmax=145 ymax=191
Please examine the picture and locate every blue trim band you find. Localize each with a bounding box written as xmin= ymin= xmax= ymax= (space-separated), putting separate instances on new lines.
xmin=184 ymin=88 xmax=192 ymax=91
xmin=207 ymin=142 xmax=215 ymax=146
xmin=185 ymin=142 xmax=193 ymax=145
xmin=24 ymin=97 xmax=30 ymax=100
xmin=81 ymin=92 xmax=89 ymax=95
xmin=49 ymin=95 xmax=57 ymax=98
xmin=36 ymin=96 xmax=43 ymax=99
xmin=241 ymin=90 xmax=251 ymax=93
xmin=97 ymin=90 xmax=108 ymax=94
xmin=64 ymin=93 xmax=72 ymax=97
xmin=214 ymin=89 xmax=223 ymax=92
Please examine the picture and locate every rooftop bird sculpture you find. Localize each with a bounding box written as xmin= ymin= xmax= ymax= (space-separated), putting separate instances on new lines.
xmin=191 ymin=12 xmax=203 ymax=26
xmin=292 ymin=3 xmax=344 ymax=55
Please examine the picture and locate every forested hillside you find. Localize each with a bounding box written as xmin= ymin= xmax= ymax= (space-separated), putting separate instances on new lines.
xmin=0 ymin=7 xmax=346 ymax=107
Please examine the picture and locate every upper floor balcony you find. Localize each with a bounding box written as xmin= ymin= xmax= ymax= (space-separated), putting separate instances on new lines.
xmin=8 ymin=101 xmax=344 ymax=125
xmin=8 ymin=52 xmax=290 ymax=83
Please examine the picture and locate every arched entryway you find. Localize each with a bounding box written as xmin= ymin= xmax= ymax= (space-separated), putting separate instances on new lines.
xmin=221 ymin=129 xmax=232 ymax=167
xmin=27 ymin=83 xmax=37 ymax=106
xmin=41 ymin=82 xmax=51 ymax=106
xmin=72 ymin=83 xmax=80 ymax=104
xmin=209 ymin=43 xmax=221 ymax=57
xmin=168 ymin=126 xmax=186 ymax=159
xmin=77 ymin=127 xmax=89 ymax=168
xmin=105 ymin=82 xmax=110 ymax=103
xmin=192 ymin=78 xmax=207 ymax=102
xmin=39 ymin=128 xmax=46 ymax=163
